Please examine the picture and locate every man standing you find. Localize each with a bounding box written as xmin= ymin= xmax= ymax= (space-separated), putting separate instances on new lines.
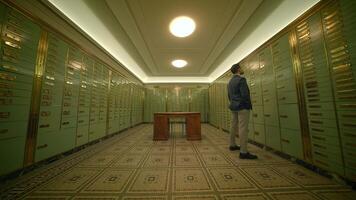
xmin=227 ymin=63 xmax=257 ymax=159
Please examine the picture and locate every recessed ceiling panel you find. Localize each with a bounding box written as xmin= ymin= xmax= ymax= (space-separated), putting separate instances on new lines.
xmin=123 ymin=0 xmax=244 ymax=76
xmin=48 ymin=0 xmax=320 ymax=83
xmin=154 ymin=50 xmax=207 ymax=76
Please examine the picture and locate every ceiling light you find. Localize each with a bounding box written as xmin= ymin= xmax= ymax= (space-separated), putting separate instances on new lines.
xmin=169 ymin=16 xmax=196 ymax=37
xmin=172 ymin=59 xmax=187 ymax=68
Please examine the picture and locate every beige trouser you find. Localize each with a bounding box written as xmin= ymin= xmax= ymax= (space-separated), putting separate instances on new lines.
xmin=230 ymin=109 xmax=250 ymax=153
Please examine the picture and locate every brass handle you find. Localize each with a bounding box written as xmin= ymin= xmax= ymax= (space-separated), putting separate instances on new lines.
xmin=280 ymin=115 xmax=288 ymax=118
xmin=277 ymin=86 xmax=285 ymax=89
xmin=310 ymin=120 xmax=323 ymax=124
xmin=274 ymin=65 xmax=283 ymax=70
xmin=78 ymin=120 xmax=84 ymax=123
xmin=313 ymin=144 xmax=326 ymax=149
xmin=63 ymin=103 xmax=71 ymax=107
xmin=312 ymin=136 xmax=325 ymax=141
xmin=310 ymin=113 xmax=322 ymax=116
xmin=253 ymin=114 xmax=258 ymax=117
xmin=0 ymin=129 xmax=9 ymax=134
xmin=311 ymin=128 xmax=324 ymax=132
xmin=1 ymin=65 xmax=18 ymax=72
xmin=344 ymin=133 xmax=356 ymax=138
xmin=62 ymin=121 xmax=69 ymax=125
xmin=41 ymin=111 xmax=51 ymax=117
xmin=0 ymin=73 xmax=16 ymax=81
xmin=45 ymin=81 xmax=54 ymax=86
xmin=281 ymin=139 xmax=290 ymax=143
xmin=0 ymin=82 xmax=11 ymax=89
xmin=0 ymin=112 xmax=10 ymax=119
xmin=3 ymin=39 xmax=21 ymax=50
xmin=77 ymin=134 xmax=83 ymax=138
xmin=342 ymin=114 xmax=356 ymax=118
xmin=339 ymin=104 xmax=356 ymax=109
xmin=343 ymin=123 xmax=356 ymax=128
xmin=309 ymin=105 xmax=321 ymax=108
xmin=264 ymin=114 xmax=271 ymax=117
xmin=0 ymin=90 xmax=13 ymax=97
xmin=254 ymin=131 xmax=259 ymax=135
xmin=45 ymin=75 xmax=55 ymax=81
xmin=37 ymin=144 xmax=48 ymax=149
xmin=0 ymin=98 xmax=13 ymax=105
xmin=39 ymin=124 xmax=50 ymax=128
xmin=314 ymin=151 xmax=327 ymax=158
xmin=279 ymin=97 xmax=286 ymax=100
xmin=3 ymin=47 xmax=19 ymax=60
xmin=263 ymin=90 xmax=269 ymax=93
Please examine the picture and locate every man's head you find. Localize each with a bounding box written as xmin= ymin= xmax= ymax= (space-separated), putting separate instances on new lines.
xmin=230 ymin=63 xmax=244 ymax=75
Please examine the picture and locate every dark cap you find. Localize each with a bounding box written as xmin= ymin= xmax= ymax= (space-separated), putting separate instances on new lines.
xmin=230 ymin=63 xmax=240 ymax=74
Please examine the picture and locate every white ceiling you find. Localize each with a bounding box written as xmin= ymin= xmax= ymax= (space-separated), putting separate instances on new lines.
xmin=47 ymin=0 xmax=319 ymax=83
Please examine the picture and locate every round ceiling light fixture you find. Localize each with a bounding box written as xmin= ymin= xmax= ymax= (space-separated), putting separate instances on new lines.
xmin=171 ymin=59 xmax=187 ymax=68
xmin=169 ymin=16 xmax=196 ymax=37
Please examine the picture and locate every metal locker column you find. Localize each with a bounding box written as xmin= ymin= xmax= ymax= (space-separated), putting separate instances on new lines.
xmin=108 ymin=72 xmax=119 ymax=134
xmin=35 ymin=34 xmax=68 ymax=161
xmin=59 ymin=46 xmax=81 ymax=151
xmin=98 ymin=65 xmax=109 ymax=135
xmin=321 ymin=0 xmax=356 ymax=180
xmin=296 ymin=12 xmax=344 ymax=175
xmin=249 ymin=54 xmax=265 ymax=145
xmin=274 ymin=33 xmax=303 ymax=159
xmin=75 ymin=55 xmax=93 ymax=146
xmin=0 ymin=4 xmax=41 ymax=174
xmin=240 ymin=60 xmax=255 ymax=140
xmin=261 ymin=46 xmax=281 ymax=150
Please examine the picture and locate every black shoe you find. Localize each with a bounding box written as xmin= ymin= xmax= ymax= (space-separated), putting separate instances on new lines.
xmin=229 ymin=145 xmax=240 ymax=151
xmin=239 ymin=152 xmax=258 ymax=159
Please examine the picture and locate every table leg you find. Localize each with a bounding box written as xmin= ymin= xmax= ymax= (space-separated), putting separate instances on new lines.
xmin=186 ymin=115 xmax=201 ymax=140
xmin=153 ymin=115 xmax=169 ymax=140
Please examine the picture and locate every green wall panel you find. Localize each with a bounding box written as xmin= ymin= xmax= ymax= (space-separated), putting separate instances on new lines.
xmin=35 ymin=35 xmax=72 ymax=162
xmin=0 ymin=3 xmax=40 ymax=175
xmin=0 ymin=1 xmax=144 ymax=176
xmin=35 ymin=129 xmax=76 ymax=161
xmin=280 ymin=128 xmax=303 ymax=159
xmin=208 ymin=0 xmax=356 ymax=181
xmin=144 ymin=87 xmax=208 ymax=123
xmin=296 ymin=10 xmax=344 ymax=175
xmin=265 ymin=126 xmax=281 ymax=151
xmin=0 ymin=137 xmax=26 ymax=175
xmin=322 ymin=0 xmax=356 ymax=180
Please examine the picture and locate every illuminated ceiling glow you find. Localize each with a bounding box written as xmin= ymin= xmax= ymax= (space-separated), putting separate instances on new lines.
xmin=169 ymin=16 xmax=196 ymax=38
xmin=47 ymin=0 xmax=320 ymax=83
xmin=172 ymin=59 xmax=187 ymax=68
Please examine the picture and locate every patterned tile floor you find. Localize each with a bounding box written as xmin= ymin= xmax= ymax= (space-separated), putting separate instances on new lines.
xmin=0 ymin=124 xmax=355 ymax=199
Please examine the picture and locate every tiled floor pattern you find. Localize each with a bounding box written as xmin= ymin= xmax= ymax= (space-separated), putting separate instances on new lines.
xmin=0 ymin=124 xmax=354 ymax=199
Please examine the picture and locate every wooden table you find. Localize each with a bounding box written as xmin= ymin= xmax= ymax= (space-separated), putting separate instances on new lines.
xmin=153 ymin=112 xmax=201 ymax=140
